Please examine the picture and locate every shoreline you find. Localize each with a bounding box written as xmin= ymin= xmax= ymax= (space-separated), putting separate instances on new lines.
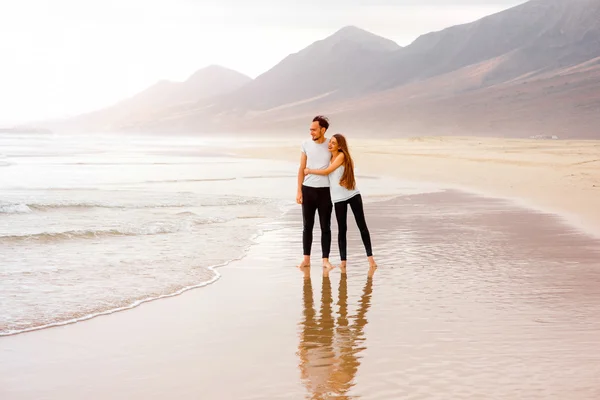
xmin=2 ymin=189 xmax=600 ymax=399
xmin=0 ymin=209 xmax=291 ymax=337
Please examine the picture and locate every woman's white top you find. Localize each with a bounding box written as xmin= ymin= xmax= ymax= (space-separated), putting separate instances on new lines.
xmin=329 ymin=165 xmax=360 ymax=203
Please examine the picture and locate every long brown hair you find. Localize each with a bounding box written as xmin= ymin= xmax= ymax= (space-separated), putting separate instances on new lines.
xmin=333 ymin=133 xmax=356 ymax=190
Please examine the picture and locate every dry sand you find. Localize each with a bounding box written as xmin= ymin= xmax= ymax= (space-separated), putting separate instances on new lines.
xmin=2 ymin=136 xmax=600 ymax=399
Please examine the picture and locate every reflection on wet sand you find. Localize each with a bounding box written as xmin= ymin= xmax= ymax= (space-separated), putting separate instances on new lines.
xmin=298 ymin=274 xmax=374 ymax=399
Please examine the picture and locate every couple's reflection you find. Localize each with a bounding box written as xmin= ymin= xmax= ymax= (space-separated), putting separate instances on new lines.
xmin=298 ymin=274 xmax=374 ymax=399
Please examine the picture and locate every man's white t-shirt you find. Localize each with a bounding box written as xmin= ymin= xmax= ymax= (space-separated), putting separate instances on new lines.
xmin=302 ymin=138 xmax=331 ymax=188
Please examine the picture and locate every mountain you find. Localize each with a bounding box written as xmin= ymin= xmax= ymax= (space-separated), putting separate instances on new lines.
xmin=52 ymin=0 xmax=600 ymax=138
xmin=56 ymin=65 xmax=251 ymax=132
xmin=302 ymin=57 xmax=600 ymax=138
xmin=99 ymin=25 xmax=402 ymax=133
xmin=215 ymin=26 xmax=401 ymax=111
xmin=239 ymin=0 xmax=600 ymax=138
xmin=119 ymin=65 xmax=251 ymax=112
xmin=370 ymin=0 xmax=600 ymax=91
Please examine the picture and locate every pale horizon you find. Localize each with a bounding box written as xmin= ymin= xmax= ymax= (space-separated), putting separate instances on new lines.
xmin=0 ymin=0 xmax=526 ymax=125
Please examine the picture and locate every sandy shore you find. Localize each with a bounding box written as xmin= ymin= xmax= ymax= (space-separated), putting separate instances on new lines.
xmin=238 ymin=136 xmax=600 ymax=236
xmin=2 ymin=190 xmax=600 ymax=399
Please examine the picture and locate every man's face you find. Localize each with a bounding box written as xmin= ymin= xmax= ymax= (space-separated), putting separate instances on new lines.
xmin=310 ymin=121 xmax=325 ymax=141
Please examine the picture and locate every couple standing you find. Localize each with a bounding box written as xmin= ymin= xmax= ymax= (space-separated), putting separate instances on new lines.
xmin=296 ymin=115 xmax=377 ymax=276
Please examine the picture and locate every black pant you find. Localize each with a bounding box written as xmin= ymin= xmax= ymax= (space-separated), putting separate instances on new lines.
xmin=302 ymin=185 xmax=332 ymax=258
xmin=334 ymin=194 xmax=373 ymax=261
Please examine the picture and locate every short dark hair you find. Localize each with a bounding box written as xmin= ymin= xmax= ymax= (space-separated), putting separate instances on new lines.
xmin=312 ymin=115 xmax=329 ymax=130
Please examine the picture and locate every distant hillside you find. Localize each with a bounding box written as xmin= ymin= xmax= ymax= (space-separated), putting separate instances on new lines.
xmin=370 ymin=0 xmax=600 ymax=91
xmin=54 ymin=65 xmax=251 ymax=132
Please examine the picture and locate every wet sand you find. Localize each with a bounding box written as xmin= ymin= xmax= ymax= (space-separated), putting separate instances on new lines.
xmin=2 ymin=191 xmax=600 ymax=399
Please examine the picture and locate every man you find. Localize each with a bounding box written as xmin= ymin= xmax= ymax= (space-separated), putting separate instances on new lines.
xmin=297 ymin=115 xmax=334 ymax=273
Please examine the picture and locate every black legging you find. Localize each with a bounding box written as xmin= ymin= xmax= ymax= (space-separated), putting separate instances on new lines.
xmin=334 ymin=194 xmax=373 ymax=261
xmin=302 ymin=185 xmax=332 ymax=258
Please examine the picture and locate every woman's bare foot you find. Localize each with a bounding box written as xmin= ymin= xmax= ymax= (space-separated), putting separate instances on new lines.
xmin=339 ymin=261 xmax=347 ymax=274
xmin=366 ymin=256 xmax=378 ymax=277
xmin=367 ymin=256 xmax=377 ymax=269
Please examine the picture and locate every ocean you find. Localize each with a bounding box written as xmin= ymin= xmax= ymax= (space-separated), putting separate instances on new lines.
xmin=0 ymin=132 xmax=432 ymax=336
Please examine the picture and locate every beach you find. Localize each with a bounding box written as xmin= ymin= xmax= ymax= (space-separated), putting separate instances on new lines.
xmin=2 ymin=135 xmax=600 ymax=399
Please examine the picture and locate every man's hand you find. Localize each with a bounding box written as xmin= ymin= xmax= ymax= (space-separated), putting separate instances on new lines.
xmin=297 ymin=152 xmax=307 ymax=205
xmin=304 ymin=168 xmax=311 ymax=175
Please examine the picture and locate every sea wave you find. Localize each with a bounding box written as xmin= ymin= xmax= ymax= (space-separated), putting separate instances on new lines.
xmin=0 ymin=196 xmax=274 ymax=213
xmin=126 ymin=175 xmax=295 ymax=184
xmin=0 ymin=217 xmax=230 ymax=242
xmin=27 ymin=201 xmax=194 ymax=210
xmin=0 ymin=228 xmax=267 ymax=337
xmin=140 ymin=177 xmax=237 ymax=184
xmin=0 ymin=204 xmax=32 ymax=214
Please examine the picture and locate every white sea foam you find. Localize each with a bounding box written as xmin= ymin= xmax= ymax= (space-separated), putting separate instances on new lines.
xmin=0 ymin=204 xmax=32 ymax=214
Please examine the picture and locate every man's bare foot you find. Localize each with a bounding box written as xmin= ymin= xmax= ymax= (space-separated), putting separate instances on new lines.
xmin=368 ymin=264 xmax=378 ymax=278
xmin=322 ymin=259 xmax=335 ymax=277
xmin=297 ymin=258 xmax=310 ymax=270
xmin=301 ymin=266 xmax=311 ymax=279
xmin=297 ymin=258 xmax=311 ymax=278
xmin=339 ymin=261 xmax=347 ymax=274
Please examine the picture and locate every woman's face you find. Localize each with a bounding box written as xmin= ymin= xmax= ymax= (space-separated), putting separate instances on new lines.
xmin=328 ymin=137 xmax=339 ymax=153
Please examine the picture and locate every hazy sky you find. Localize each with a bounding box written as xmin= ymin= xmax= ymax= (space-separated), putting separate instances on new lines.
xmin=0 ymin=0 xmax=526 ymax=125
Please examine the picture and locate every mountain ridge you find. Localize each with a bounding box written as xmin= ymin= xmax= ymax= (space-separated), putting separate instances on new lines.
xmin=48 ymin=0 xmax=600 ymax=138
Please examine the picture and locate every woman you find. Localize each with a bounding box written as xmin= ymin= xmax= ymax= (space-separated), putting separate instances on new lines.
xmin=304 ymin=134 xmax=377 ymax=273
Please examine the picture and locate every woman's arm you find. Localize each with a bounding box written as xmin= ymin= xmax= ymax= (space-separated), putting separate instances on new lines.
xmin=305 ymin=153 xmax=345 ymax=176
